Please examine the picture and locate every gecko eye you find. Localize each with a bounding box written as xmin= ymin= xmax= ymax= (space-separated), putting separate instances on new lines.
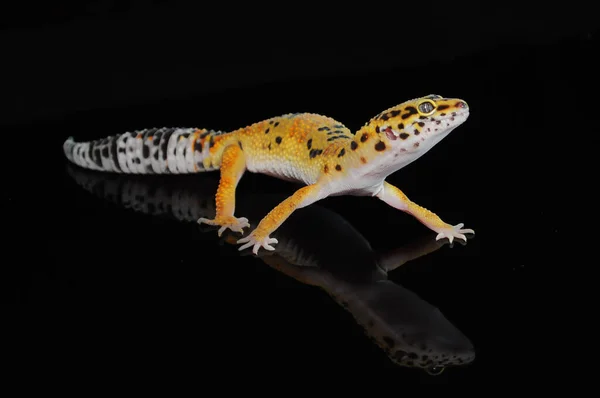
xmin=417 ymin=100 xmax=436 ymax=116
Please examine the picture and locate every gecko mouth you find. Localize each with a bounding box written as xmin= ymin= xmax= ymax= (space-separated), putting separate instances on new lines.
xmin=384 ymin=111 xmax=469 ymax=142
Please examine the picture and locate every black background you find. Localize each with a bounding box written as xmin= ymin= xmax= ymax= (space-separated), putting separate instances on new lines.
xmin=4 ymin=1 xmax=598 ymax=388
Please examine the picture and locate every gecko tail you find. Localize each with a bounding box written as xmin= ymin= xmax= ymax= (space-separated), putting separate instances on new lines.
xmin=63 ymin=127 xmax=227 ymax=174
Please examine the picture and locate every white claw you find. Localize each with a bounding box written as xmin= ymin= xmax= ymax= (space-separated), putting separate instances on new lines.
xmin=199 ymin=216 xmax=250 ymax=237
xmin=435 ymin=223 xmax=474 ymax=244
xmin=238 ymin=235 xmax=279 ymax=254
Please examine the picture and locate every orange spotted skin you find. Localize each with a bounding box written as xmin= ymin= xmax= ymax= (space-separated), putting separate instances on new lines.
xmin=63 ymin=94 xmax=476 ymax=254
xmin=204 ymin=113 xmax=354 ymax=185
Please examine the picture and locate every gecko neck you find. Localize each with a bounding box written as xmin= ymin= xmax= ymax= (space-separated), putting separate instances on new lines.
xmin=337 ymin=127 xmax=456 ymax=196
xmin=377 ymin=127 xmax=454 ymax=174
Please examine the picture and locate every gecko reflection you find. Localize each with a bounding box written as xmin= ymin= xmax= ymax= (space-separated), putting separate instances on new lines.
xmin=67 ymin=165 xmax=475 ymax=374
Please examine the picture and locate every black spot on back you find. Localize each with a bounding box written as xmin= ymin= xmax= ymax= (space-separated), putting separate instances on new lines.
xmin=360 ymin=133 xmax=369 ymax=142
xmin=351 ymin=141 xmax=358 ymax=150
xmin=338 ymin=148 xmax=345 ymax=157
xmin=275 ymin=136 xmax=282 ymax=144
xmin=375 ymin=141 xmax=386 ymax=151
xmin=309 ymin=149 xmax=323 ymax=158
xmin=307 ymin=138 xmax=312 ymax=149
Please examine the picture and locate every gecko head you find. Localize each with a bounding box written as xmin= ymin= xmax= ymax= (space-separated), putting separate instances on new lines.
xmin=361 ymin=94 xmax=470 ymax=155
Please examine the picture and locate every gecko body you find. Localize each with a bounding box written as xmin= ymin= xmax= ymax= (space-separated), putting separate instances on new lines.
xmin=63 ymin=94 xmax=475 ymax=253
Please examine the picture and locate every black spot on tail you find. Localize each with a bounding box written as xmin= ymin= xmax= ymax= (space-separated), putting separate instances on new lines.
xmin=161 ymin=129 xmax=174 ymax=160
xmin=109 ymin=136 xmax=121 ymax=172
xmin=143 ymin=128 xmax=157 ymax=140
xmin=93 ymin=147 xmax=103 ymax=167
xmin=153 ymin=131 xmax=163 ymax=145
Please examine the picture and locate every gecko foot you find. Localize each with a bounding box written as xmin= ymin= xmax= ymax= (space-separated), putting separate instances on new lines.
xmin=197 ymin=216 xmax=250 ymax=237
xmin=237 ymin=231 xmax=279 ymax=255
xmin=434 ymin=223 xmax=475 ymax=244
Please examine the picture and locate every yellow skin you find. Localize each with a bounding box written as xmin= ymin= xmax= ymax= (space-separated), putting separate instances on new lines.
xmin=197 ymin=94 xmax=475 ymax=254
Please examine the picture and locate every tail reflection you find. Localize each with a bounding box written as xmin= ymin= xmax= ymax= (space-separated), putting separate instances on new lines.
xmin=67 ymin=165 xmax=475 ymax=373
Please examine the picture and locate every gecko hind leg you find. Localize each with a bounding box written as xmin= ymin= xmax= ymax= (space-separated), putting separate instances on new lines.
xmin=198 ymin=144 xmax=250 ymax=236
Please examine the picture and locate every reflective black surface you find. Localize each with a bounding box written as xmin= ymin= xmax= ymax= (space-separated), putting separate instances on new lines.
xmin=8 ymin=30 xmax=596 ymax=385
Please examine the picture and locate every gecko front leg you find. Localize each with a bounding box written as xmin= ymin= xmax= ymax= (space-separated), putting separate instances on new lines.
xmin=198 ymin=144 xmax=250 ymax=236
xmin=376 ymin=181 xmax=474 ymax=243
xmin=238 ymin=183 xmax=325 ymax=254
